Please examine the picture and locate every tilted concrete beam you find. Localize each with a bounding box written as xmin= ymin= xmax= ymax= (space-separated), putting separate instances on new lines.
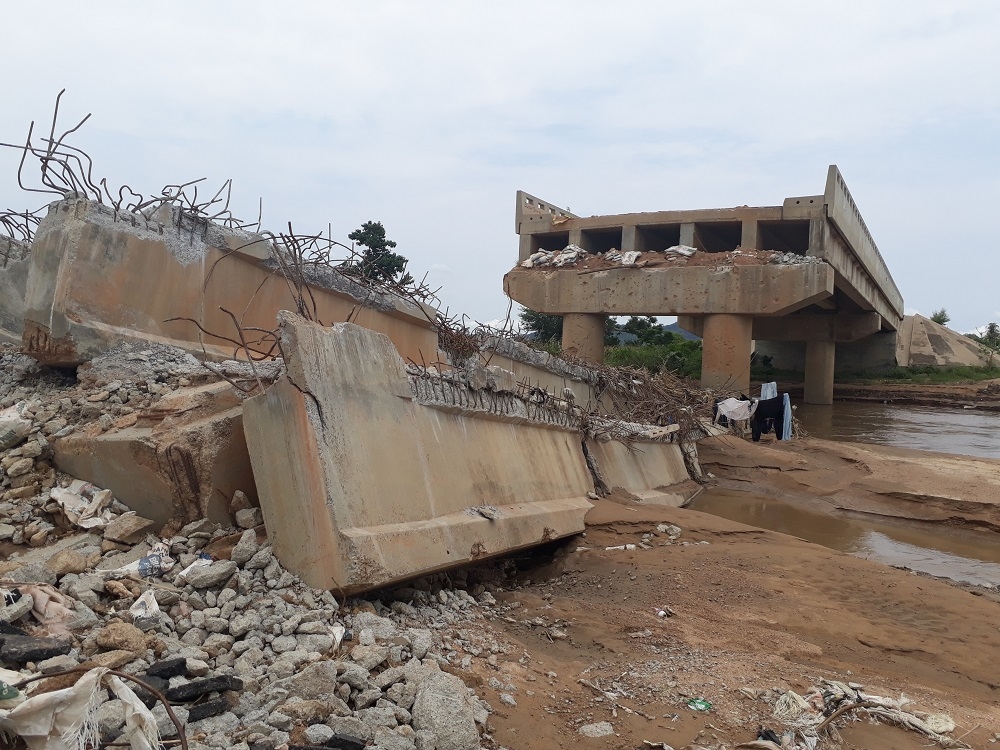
xmin=504 ymin=263 xmax=834 ymax=317
xmin=752 ymin=312 xmax=882 ymax=342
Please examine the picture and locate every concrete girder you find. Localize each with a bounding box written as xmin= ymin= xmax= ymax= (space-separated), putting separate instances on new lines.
xmin=752 ymin=312 xmax=882 ymax=343
xmin=504 ymin=263 xmax=834 ymax=318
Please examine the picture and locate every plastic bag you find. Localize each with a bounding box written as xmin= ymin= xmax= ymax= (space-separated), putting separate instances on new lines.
xmin=0 ymin=403 xmax=32 ymax=451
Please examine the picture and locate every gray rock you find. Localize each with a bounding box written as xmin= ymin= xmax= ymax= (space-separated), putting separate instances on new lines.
xmin=350 ymin=644 xmax=390 ymax=670
xmin=97 ymin=699 xmax=126 ymax=736
xmin=151 ymin=704 xmax=190 ymax=738
xmin=499 ymin=693 xmax=516 ymax=706
xmin=183 ymin=560 xmax=238 ymax=589
xmin=357 ymin=705 xmax=397 ymax=729
xmin=410 ymin=671 xmax=479 ymax=750
xmin=354 ymin=688 xmax=382 ymax=709
xmin=303 ymin=724 xmax=335 ymax=745
xmin=407 ymin=629 xmax=433 ymax=660
xmin=0 ymin=592 xmax=34 ymax=623
xmin=325 ymin=716 xmax=374 ymax=743
xmin=374 ymin=727 xmax=417 ymax=750
xmin=38 ymin=653 xmax=79 ymax=673
xmin=267 ymin=712 xmax=293 ymax=731
xmin=230 ymin=529 xmax=259 ymax=566
xmin=274 ymin=660 xmax=339 ymax=700
xmin=4 ymin=561 xmax=57 ymax=585
xmin=578 ymin=721 xmax=615 ymax=737
xmin=296 ymin=633 xmax=333 ymax=653
xmin=189 ymin=711 xmax=241 ymax=735
xmin=414 ymin=729 xmax=438 ymax=750
xmin=0 ymin=523 xmax=15 ymax=540
xmin=339 ymin=662 xmax=372 ymax=690
xmin=374 ymin=666 xmax=406 ymax=690
xmin=235 ymin=508 xmax=264 ymax=529
xmin=271 ymin=635 xmax=297 ymax=654
xmin=229 ymin=612 xmax=260 ymax=638
xmin=103 ymin=511 xmax=158 ymax=544
xmin=353 ymin=612 xmax=398 ymax=640
xmin=244 ymin=547 xmax=273 ymax=571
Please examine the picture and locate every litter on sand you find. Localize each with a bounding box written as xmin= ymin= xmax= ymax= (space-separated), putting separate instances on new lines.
xmin=767 ymin=678 xmax=965 ymax=749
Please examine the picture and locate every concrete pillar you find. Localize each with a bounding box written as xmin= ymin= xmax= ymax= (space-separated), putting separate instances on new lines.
xmin=701 ymin=314 xmax=752 ymax=394
xmin=679 ymin=223 xmax=697 ymax=249
xmin=621 ymin=225 xmax=638 ymax=253
xmin=568 ymin=228 xmax=589 ymax=252
xmin=741 ymin=219 xmax=758 ymax=250
xmin=804 ymin=339 xmax=835 ymax=405
xmin=562 ymin=313 xmax=606 ymax=363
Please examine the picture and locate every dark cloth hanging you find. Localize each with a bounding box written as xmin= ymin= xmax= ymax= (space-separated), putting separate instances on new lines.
xmin=751 ymin=395 xmax=785 ymax=442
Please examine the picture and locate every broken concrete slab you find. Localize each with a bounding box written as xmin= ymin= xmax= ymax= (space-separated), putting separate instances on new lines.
xmin=20 ymin=197 xmax=440 ymax=366
xmin=586 ymin=438 xmax=700 ymax=506
xmin=54 ymin=381 xmax=258 ymax=531
xmin=243 ymin=314 xmax=595 ymax=593
xmin=0 ymin=236 xmax=31 ymax=346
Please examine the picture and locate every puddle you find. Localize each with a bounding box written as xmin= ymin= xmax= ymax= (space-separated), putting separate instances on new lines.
xmin=691 ymin=488 xmax=1000 ymax=587
xmin=796 ymin=402 xmax=1000 ymax=459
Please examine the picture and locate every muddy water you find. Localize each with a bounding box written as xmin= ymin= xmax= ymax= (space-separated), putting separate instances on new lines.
xmin=691 ymin=488 xmax=1000 ymax=587
xmin=796 ymin=402 xmax=1000 ymax=458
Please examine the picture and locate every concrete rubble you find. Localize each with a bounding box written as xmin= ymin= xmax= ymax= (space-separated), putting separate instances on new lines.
xmin=0 ymin=299 xmax=702 ymax=750
xmin=0 ymin=342 xmax=518 ymax=750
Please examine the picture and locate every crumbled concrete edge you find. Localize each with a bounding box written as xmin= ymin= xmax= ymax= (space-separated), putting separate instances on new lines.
xmin=480 ymin=336 xmax=598 ymax=386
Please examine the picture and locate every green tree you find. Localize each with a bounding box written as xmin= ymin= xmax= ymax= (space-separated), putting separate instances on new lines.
xmin=930 ymin=308 xmax=950 ymax=325
xmin=519 ymin=308 xmax=563 ymax=342
xmin=518 ymin=309 xmax=619 ymax=344
xmin=986 ymin=322 xmax=1000 ymax=349
xmin=618 ymin=316 xmax=678 ymax=346
xmin=344 ymin=221 xmax=413 ymax=285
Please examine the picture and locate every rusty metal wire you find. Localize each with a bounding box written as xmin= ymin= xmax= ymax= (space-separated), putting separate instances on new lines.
xmin=1 ymin=90 xmax=265 ymax=244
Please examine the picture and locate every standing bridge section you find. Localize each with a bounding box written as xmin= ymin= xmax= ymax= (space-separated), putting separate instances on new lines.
xmin=504 ymin=166 xmax=903 ymax=404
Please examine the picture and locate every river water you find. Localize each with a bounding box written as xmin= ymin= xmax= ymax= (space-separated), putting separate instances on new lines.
xmin=690 ymin=401 xmax=1000 ymax=586
xmin=795 ymin=401 xmax=1000 ymax=459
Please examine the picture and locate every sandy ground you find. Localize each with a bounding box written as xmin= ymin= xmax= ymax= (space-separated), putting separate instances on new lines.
xmin=452 ymin=438 xmax=1000 ymax=749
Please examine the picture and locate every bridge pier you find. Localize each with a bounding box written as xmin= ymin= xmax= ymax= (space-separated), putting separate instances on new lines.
xmin=804 ymin=339 xmax=835 ymax=404
xmin=561 ymin=313 xmax=606 ymax=363
xmin=701 ymin=314 xmax=752 ymax=394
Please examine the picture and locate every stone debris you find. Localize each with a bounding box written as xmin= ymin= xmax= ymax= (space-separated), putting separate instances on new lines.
xmin=0 ymin=342 xmax=512 ymax=750
xmin=518 ymin=242 xmax=827 ymax=270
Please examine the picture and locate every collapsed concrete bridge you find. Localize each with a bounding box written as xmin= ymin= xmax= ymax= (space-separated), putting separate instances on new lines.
xmin=504 ymin=166 xmax=904 ymax=404
xmin=1 ymin=195 xmax=701 ymax=594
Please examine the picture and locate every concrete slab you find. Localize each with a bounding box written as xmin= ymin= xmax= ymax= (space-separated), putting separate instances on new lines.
xmin=20 ymin=198 xmax=439 ymax=366
xmin=54 ymin=381 xmax=258 ymax=532
xmin=0 ymin=236 xmax=31 ymax=345
xmin=243 ymin=314 xmax=595 ymax=593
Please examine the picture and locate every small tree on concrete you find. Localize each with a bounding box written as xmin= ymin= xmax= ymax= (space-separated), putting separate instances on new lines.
xmin=930 ymin=308 xmax=950 ymax=325
xmin=344 ymin=221 xmax=413 ymax=285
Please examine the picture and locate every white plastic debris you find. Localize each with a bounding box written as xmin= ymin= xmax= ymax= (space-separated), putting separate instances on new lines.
xmin=0 ymin=667 xmax=159 ymax=750
xmin=664 ymin=245 xmax=696 ymax=257
xmin=0 ymin=402 xmax=32 ymax=450
xmin=620 ymin=250 xmax=641 ymax=266
xmin=129 ymin=590 xmax=160 ymax=627
xmin=49 ymin=480 xmax=115 ymax=530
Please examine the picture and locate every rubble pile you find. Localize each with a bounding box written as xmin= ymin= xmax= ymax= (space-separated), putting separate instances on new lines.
xmin=518 ymin=243 xmax=826 ymax=270
xmin=0 ymin=342 xmax=512 ymax=750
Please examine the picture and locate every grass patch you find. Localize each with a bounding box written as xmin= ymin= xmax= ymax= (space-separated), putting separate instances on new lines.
xmin=837 ymin=365 xmax=1000 ymax=384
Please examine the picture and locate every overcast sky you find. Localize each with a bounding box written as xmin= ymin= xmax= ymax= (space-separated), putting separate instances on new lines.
xmin=2 ymin=2 xmax=998 ymax=333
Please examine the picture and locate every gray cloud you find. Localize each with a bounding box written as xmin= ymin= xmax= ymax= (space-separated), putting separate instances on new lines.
xmin=2 ymin=1 xmax=998 ymax=330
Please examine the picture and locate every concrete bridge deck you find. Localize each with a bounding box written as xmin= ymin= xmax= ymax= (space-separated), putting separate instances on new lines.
xmin=505 ymin=166 xmax=902 ymax=403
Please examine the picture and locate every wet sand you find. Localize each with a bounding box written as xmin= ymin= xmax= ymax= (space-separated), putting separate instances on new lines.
xmin=453 ymin=436 xmax=1000 ymax=749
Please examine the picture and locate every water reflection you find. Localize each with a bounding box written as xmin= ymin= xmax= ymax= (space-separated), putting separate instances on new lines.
xmin=692 ymin=488 xmax=1000 ymax=587
xmin=796 ymin=402 xmax=1000 ymax=459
